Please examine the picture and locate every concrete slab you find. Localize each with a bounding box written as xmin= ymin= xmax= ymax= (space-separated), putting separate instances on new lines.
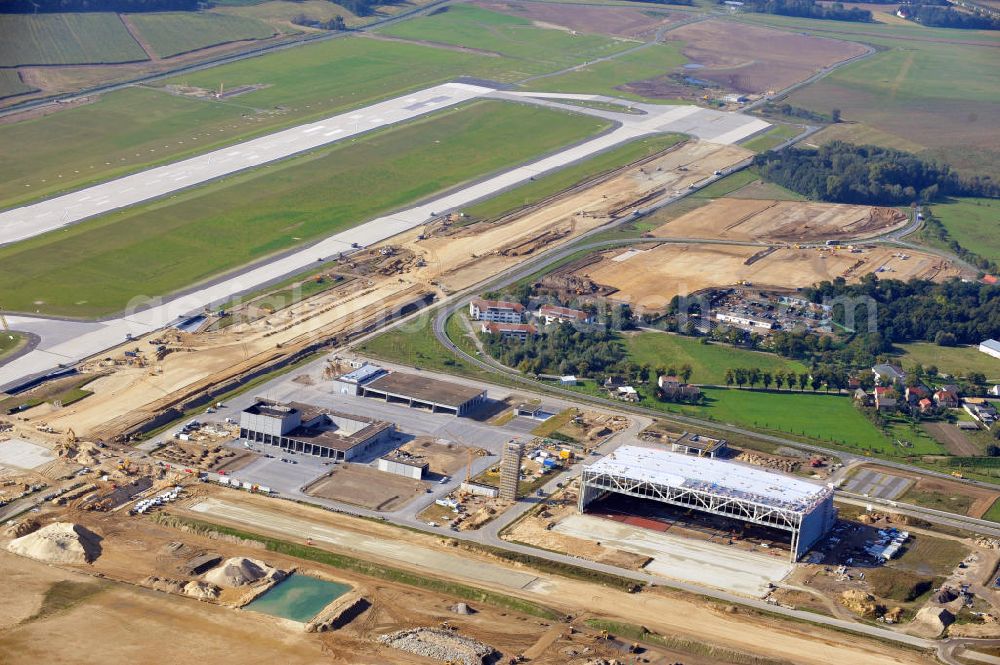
xmin=554 ymin=513 xmax=791 ymax=597
xmin=0 ymin=438 xmax=56 ymax=470
xmin=843 ymin=468 xmax=913 ymax=500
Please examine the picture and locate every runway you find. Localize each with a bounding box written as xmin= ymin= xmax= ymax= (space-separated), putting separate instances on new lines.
xmin=0 ymin=82 xmax=493 ymax=246
xmin=0 ymin=85 xmax=769 ymax=390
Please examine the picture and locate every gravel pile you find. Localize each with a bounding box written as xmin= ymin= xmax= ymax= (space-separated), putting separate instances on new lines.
xmin=377 ymin=628 xmax=495 ymax=665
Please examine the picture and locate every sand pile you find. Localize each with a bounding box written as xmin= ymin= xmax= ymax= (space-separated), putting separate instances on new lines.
xmin=204 ymin=557 xmax=281 ymax=587
xmin=144 ymin=577 xmax=186 ymax=594
xmin=840 ymin=590 xmax=879 ymax=618
xmin=7 ymin=522 xmax=101 ymax=564
xmin=183 ymin=581 xmax=221 ymax=600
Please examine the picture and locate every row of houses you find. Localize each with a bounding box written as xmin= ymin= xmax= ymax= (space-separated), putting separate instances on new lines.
xmin=856 ymin=379 xmax=962 ymax=412
xmin=470 ymin=298 xmax=593 ymax=340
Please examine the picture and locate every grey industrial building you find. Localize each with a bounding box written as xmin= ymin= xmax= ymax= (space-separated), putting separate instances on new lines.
xmin=239 ymin=399 xmax=395 ymax=461
xmin=334 ymin=364 xmax=487 ymax=416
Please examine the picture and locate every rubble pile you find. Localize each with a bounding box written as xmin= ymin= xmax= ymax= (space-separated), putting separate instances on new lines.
xmin=377 ymin=628 xmax=496 ymax=665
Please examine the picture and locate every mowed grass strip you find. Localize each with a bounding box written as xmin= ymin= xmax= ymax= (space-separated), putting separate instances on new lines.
xmin=527 ymin=43 xmax=688 ymax=101
xmin=623 ymin=332 xmax=808 ymax=385
xmin=0 ymin=13 xmax=147 ymax=66
xmin=126 ymin=11 xmax=277 ymax=58
xmin=0 ymin=70 xmax=37 ymax=99
xmin=0 ymin=37 xmax=494 ymax=209
xmin=463 ymin=134 xmax=686 ymax=220
xmin=0 ymin=101 xmax=609 ymax=317
xmin=379 ymin=5 xmax=635 ymax=80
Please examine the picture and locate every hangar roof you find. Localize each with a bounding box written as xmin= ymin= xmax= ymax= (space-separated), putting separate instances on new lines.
xmin=585 ymin=445 xmax=830 ymax=512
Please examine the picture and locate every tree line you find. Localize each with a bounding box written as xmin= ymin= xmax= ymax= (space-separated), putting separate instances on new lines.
xmin=727 ymin=0 xmax=873 ymax=22
xmin=480 ymin=323 xmax=626 ymax=377
xmin=753 ymin=142 xmax=1000 ymax=205
xmin=724 ymin=366 xmax=850 ymax=392
xmin=805 ymin=274 xmax=1000 ymax=346
xmin=899 ymin=2 xmax=1000 ymax=29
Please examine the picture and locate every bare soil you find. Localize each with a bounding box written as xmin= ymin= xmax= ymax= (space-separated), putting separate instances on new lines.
xmin=923 ymin=422 xmax=981 ymax=457
xmin=661 ymin=19 xmax=869 ymax=94
xmin=579 ymin=243 xmax=967 ymax=311
xmin=652 ymin=198 xmax=908 ymax=242
xmin=473 ymin=0 xmax=688 ymax=38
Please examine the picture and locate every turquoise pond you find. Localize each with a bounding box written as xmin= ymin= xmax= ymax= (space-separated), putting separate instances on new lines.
xmin=243 ymin=574 xmax=351 ymax=622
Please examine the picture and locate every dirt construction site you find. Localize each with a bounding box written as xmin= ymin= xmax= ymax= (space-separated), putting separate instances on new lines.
xmin=0 ymin=138 xmax=750 ymax=444
xmin=575 ymin=242 xmax=967 ymax=311
xmin=0 ymin=478 xmax=943 ymax=665
xmin=652 ymin=198 xmax=910 ymax=243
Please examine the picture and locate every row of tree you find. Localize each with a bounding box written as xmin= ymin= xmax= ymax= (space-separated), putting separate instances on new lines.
xmin=723 ymin=366 xmax=850 ymax=392
xmin=730 ymin=0 xmax=873 ymax=22
xmin=753 ymin=142 xmax=1000 ymax=205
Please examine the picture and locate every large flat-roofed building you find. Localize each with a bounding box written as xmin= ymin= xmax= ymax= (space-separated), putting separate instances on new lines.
xmin=357 ymin=371 xmax=486 ymax=416
xmin=333 ymin=363 xmax=388 ymax=395
xmin=239 ymin=399 xmax=394 ymax=461
xmin=579 ymin=445 xmax=835 ymax=561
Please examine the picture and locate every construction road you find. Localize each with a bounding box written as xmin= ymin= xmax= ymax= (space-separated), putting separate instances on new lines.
xmin=0 ymin=89 xmax=767 ymax=391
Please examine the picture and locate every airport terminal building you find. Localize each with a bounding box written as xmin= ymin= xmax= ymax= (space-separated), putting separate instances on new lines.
xmin=239 ymin=399 xmax=394 ymax=461
xmin=579 ymin=445 xmax=835 ymax=561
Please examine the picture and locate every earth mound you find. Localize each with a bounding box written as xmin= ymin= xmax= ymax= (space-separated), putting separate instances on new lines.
xmin=204 ymin=557 xmax=280 ymax=587
xmin=7 ymin=522 xmax=101 ymax=564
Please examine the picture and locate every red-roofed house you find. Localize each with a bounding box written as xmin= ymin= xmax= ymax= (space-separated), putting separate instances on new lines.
xmin=537 ymin=304 xmax=593 ymax=325
xmin=481 ymin=322 xmax=536 ymax=341
xmin=934 ymin=389 xmax=959 ymax=408
xmin=918 ymin=398 xmax=934 ymax=413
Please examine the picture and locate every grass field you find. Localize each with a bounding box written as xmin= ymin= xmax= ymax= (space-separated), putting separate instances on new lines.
xmin=739 ymin=124 xmax=800 ymax=153
xmin=926 ymin=197 xmax=1000 ymax=266
xmin=893 ymin=341 xmax=1000 ymax=382
xmin=527 ymin=43 xmax=688 ymax=100
xmin=0 ymin=332 xmax=24 ymax=362
xmin=623 ymin=332 xmax=808 ymax=385
xmin=775 ymin=18 xmax=1000 ymax=177
xmin=463 ymin=134 xmax=686 ymax=220
xmin=0 ymin=37 xmax=496 ymax=209
xmin=379 ymin=5 xmax=636 ymax=81
xmin=901 ymin=487 xmax=973 ymax=516
xmin=0 ymin=101 xmax=607 ymax=317
xmin=126 ymin=12 xmax=276 ymax=58
xmin=0 ymin=13 xmax=147 ymax=67
xmin=984 ymin=498 xmax=1000 ymax=523
xmin=0 ymin=70 xmax=37 ymax=99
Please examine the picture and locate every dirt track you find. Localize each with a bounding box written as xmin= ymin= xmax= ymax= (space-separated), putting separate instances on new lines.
xmin=473 ymin=0 xmax=687 ymax=38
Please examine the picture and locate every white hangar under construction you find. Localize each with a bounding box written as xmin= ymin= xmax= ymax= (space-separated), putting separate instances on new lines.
xmin=579 ymin=445 xmax=835 ymax=561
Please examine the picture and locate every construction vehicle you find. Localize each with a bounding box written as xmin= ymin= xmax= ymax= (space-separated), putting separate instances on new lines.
xmin=952 ymin=471 xmax=965 ymax=479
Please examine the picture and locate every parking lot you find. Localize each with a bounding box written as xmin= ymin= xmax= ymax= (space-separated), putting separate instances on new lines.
xmin=842 ymin=467 xmax=913 ymax=500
